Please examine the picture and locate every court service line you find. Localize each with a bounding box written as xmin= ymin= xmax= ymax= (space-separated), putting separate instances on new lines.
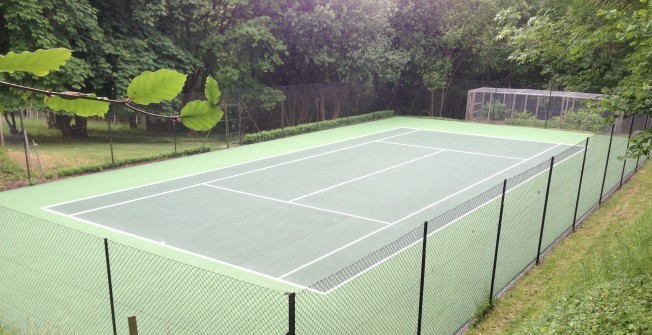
xmin=288 ymin=150 xmax=445 ymax=203
xmin=41 ymin=208 xmax=322 ymax=294
xmin=376 ymin=140 xmax=527 ymax=161
xmin=43 ymin=128 xmax=416 ymax=211
xmin=278 ymin=143 xmax=562 ymax=280
xmin=54 ymin=129 xmax=420 ymax=217
xmin=321 ymin=145 xmax=588 ymax=294
xmin=400 ymin=127 xmax=578 ymax=146
xmin=201 ymin=184 xmax=392 ymax=226
xmin=391 ymin=143 xmax=563 ymax=224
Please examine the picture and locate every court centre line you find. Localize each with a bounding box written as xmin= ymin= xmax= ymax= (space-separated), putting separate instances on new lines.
xmin=200 ymin=129 xmax=422 ymax=185
xmin=288 ymin=150 xmax=445 ymax=203
xmin=376 ymin=140 xmax=527 ymax=161
xmin=400 ymin=127 xmax=578 ymax=146
xmin=201 ymin=184 xmax=392 ymax=226
xmin=278 ymin=143 xmax=563 ymax=280
xmin=391 ymin=143 xmax=563 ymax=225
xmin=43 ymin=128 xmax=418 ymax=211
xmin=41 ymin=207 xmax=322 ymax=294
xmin=313 ymin=145 xmax=588 ymax=294
xmin=52 ymin=129 xmax=420 ymax=217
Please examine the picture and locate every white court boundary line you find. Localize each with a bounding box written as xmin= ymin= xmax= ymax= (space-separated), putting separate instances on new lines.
xmin=278 ymin=143 xmax=563 ymax=280
xmin=41 ymin=207 xmax=322 ymax=294
xmin=401 ymin=127 xmax=578 ymax=145
xmin=43 ymin=128 xmax=418 ymax=210
xmin=41 ymin=126 xmax=580 ymax=294
xmin=54 ymin=129 xmax=421 ymax=216
xmin=319 ymin=146 xmax=587 ymax=294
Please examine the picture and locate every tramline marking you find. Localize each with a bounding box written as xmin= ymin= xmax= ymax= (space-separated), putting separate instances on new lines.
xmin=318 ymin=145 xmax=588 ymax=294
xmin=376 ymin=140 xmax=527 ymax=161
xmin=42 ymin=208 xmax=320 ymax=294
xmin=391 ymin=144 xmax=562 ymax=224
xmin=58 ymin=129 xmax=420 ymax=216
xmin=288 ymin=150 xmax=445 ymax=203
xmin=43 ymin=128 xmax=417 ymax=210
xmin=201 ymin=184 xmax=392 ymax=226
xmin=279 ymin=143 xmax=564 ymax=281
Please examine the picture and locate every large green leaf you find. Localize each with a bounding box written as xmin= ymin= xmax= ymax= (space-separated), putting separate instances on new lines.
xmin=0 ymin=48 xmax=72 ymax=76
xmin=180 ymin=101 xmax=223 ymax=131
xmin=45 ymin=94 xmax=110 ymax=117
xmin=127 ymin=69 xmax=187 ymax=105
xmin=205 ymin=75 xmax=221 ymax=105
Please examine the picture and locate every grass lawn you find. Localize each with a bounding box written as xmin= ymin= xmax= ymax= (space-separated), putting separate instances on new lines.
xmin=466 ymin=162 xmax=652 ymax=334
xmin=1 ymin=116 xmax=229 ymax=188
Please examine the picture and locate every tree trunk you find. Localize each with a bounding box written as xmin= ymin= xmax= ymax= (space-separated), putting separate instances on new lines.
xmin=52 ymin=114 xmax=88 ymax=137
xmin=3 ymin=112 xmax=20 ymax=135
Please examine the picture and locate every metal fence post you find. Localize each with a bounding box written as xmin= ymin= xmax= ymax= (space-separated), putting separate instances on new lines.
xmin=536 ymin=157 xmax=555 ymax=265
xmin=620 ymin=116 xmax=636 ymax=186
xmin=635 ymin=115 xmax=649 ymax=172
xmin=104 ymin=239 xmax=118 ymax=335
xmin=416 ymin=221 xmax=429 ymax=335
xmin=287 ymin=292 xmax=296 ymax=335
xmin=489 ymin=179 xmax=508 ymax=306
xmin=599 ymin=124 xmax=616 ymax=204
xmin=572 ymin=138 xmax=590 ymax=231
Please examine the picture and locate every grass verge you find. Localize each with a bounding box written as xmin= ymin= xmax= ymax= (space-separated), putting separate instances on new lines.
xmin=466 ymin=162 xmax=652 ymax=334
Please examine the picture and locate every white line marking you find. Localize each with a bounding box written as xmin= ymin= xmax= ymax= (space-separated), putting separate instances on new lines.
xmin=279 ymin=143 xmax=564 ymax=280
xmin=69 ymin=185 xmax=203 ymax=216
xmin=289 ymin=150 xmax=445 ymax=202
xmin=319 ymin=145 xmax=587 ymax=293
xmin=201 ymin=184 xmax=392 ymax=226
xmin=48 ymin=129 xmax=420 ymax=216
xmin=43 ymin=128 xmax=417 ymax=211
xmin=391 ymin=144 xmax=562 ymax=224
xmin=377 ymin=140 xmax=527 ymax=161
xmin=400 ymin=127 xmax=576 ymax=145
xmin=41 ymin=207 xmax=321 ymax=294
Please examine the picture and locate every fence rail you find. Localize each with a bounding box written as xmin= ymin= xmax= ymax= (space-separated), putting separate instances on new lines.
xmin=0 ymin=114 xmax=649 ymax=335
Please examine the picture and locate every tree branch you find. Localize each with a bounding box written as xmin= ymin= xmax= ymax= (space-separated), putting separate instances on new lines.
xmin=0 ymin=79 xmax=179 ymax=121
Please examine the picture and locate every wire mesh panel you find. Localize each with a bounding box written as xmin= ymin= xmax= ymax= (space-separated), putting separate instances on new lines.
xmin=540 ymin=142 xmax=586 ymax=251
xmin=108 ymin=242 xmax=288 ymax=335
xmin=296 ymin=226 xmax=424 ymax=335
xmin=494 ymin=160 xmax=551 ymax=293
xmin=0 ymin=206 xmax=111 ymax=335
xmin=421 ymin=184 xmax=503 ymax=334
xmin=576 ymin=131 xmax=612 ymax=219
xmin=602 ymin=119 xmax=630 ymax=199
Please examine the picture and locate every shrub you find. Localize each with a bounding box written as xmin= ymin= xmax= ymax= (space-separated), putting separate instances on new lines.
xmin=562 ymin=109 xmax=607 ymax=132
xmin=482 ymin=100 xmax=511 ymax=121
xmin=242 ymin=110 xmax=394 ymax=144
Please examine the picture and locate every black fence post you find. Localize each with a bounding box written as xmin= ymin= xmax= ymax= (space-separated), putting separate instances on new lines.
xmin=104 ymin=239 xmax=118 ymax=335
xmin=572 ymin=138 xmax=590 ymax=231
xmin=635 ymin=115 xmax=649 ymax=172
xmin=599 ymin=124 xmax=616 ymax=204
xmin=172 ymin=119 xmax=178 ymax=155
xmin=416 ymin=221 xmax=429 ymax=335
xmin=489 ymin=179 xmax=508 ymax=306
xmin=287 ymin=292 xmax=296 ymax=335
xmin=536 ymin=157 xmax=555 ymax=265
xmin=620 ymin=116 xmax=636 ymax=186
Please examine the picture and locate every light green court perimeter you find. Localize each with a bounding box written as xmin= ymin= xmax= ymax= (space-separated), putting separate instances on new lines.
xmin=0 ymin=117 xmax=591 ymax=287
xmin=1 ymin=117 xmax=612 ymax=335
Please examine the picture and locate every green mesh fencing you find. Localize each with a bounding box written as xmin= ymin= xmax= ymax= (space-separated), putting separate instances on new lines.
xmin=1 ymin=115 xmax=648 ymax=335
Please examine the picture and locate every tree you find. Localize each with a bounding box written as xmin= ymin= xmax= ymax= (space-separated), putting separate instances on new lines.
xmin=0 ymin=49 xmax=224 ymax=134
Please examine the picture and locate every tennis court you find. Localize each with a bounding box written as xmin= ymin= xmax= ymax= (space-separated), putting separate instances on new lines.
xmin=44 ymin=127 xmax=580 ymax=292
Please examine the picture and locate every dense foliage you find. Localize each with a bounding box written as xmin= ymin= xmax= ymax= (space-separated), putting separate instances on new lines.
xmin=0 ymin=0 xmax=650 ymax=154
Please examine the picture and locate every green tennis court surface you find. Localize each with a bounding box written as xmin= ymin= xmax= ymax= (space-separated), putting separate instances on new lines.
xmin=44 ymin=126 xmax=582 ymax=292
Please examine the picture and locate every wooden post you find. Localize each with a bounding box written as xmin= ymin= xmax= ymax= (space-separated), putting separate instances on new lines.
xmin=128 ymin=316 xmax=138 ymax=335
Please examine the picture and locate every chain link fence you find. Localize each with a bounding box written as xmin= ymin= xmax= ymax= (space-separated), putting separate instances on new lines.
xmin=1 ymin=114 xmax=649 ymax=334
